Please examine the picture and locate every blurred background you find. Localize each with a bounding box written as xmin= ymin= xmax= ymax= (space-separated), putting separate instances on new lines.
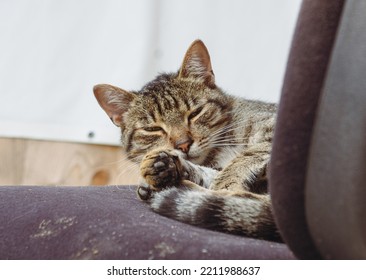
xmin=0 ymin=0 xmax=302 ymax=186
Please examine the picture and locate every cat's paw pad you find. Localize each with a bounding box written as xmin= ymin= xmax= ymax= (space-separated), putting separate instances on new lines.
xmin=140 ymin=150 xmax=183 ymax=190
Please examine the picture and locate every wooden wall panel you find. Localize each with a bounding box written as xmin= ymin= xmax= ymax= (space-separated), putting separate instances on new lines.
xmin=0 ymin=138 xmax=140 ymax=186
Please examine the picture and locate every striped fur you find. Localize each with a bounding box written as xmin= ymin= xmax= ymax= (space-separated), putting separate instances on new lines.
xmin=94 ymin=40 xmax=280 ymax=241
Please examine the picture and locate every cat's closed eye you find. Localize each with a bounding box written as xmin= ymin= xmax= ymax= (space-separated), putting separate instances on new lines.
xmin=188 ymin=107 xmax=204 ymax=122
xmin=143 ymin=126 xmax=164 ymax=132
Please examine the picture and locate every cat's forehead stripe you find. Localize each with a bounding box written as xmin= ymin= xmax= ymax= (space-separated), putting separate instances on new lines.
xmin=140 ymin=89 xmax=200 ymax=121
xmin=150 ymin=94 xmax=163 ymax=116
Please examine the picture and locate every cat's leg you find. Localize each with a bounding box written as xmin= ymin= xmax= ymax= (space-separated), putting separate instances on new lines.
xmin=139 ymin=148 xmax=218 ymax=190
xmin=184 ymin=162 xmax=218 ymax=188
xmin=210 ymin=142 xmax=271 ymax=193
xmin=137 ymin=179 xmax=205 ymax=201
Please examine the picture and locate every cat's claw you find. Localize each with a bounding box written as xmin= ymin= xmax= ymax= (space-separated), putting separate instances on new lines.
xmin=137 ymin=185 xmax=152 ymax=201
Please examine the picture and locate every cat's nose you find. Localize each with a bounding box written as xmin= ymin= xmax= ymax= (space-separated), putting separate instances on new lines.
xmin=174 ymin=138 xmax=193 ymax=154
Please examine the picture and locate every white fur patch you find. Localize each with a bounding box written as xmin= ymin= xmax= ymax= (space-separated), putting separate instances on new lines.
xmin=216 ymin=146 xmax=242 ymax=167
xmin=222 ymin=196 xmax=262 ymax=233
xmin=175 ymin=190 xmax=206 ymax=222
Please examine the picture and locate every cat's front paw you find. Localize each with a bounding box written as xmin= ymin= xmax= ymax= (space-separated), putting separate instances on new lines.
xmin=140 ymin=149 xmax=185 ymax=190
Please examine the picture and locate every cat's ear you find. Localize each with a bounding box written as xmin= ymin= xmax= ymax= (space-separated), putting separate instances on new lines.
xmin=178 ymin=39 xmax=215 ymax=87
xmin=93 ymin=84 xmax=134 ymax=127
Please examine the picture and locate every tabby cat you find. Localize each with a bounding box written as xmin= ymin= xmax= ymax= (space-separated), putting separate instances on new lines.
xmin=94 ymin=40 xmax=280 ymax=241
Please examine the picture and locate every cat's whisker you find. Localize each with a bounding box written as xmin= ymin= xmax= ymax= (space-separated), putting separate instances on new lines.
xmin=116 ymin=164 xmax=138 ymax=176
xmin=92 ymin=151 xmax=135 ymax=172
xmin=117 ymin=158 xmax=139 ymax=171
xmin=207 ymin=128 xmax=244 ymax=144
xmin=198 ymin=136 xmax=250 ymax=151
xmin=208 ymin=143 xmax=247 ymax=148
xmin=202 ymin=134 xmax=249 ymax=146
xmin=206 ymin=130 xmax=247 ymax=146
xmin=198 ymin=143 xmax=245 ymax=154
xmin=204 ymin=138 xmax=249 ymax=146
xmin=123 ymin=153 xmax=144 ymax=163
xmin=117 ymin=163 xmax=139 ymax=176
xmin=208 ymin=136 xmax=244 ymax=142
xmin=116 ymin=161 xmax=140 ymax=182
xmin=209 ymin=143 xmax=248 ymax=148
xmin=210 ymin=125 xmax=245 ymax=138
xmin=212 ymin=123 xmax=246 ymax=136
xmin=209 ymin=139 xmax=249 ymax=145
xmin=209 ymin=119 xmax=249 ymax=139
xmin=116 ymin=153 xmax=142 ymax=169
xmin=211 ymin=117 xmax=248 ymax=132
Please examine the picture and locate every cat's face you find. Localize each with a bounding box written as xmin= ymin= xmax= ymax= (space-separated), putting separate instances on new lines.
xmin=94 ymin=40 xmax=233 ymax=165
xmin=123 ymin=75 xmax=232 ymax=164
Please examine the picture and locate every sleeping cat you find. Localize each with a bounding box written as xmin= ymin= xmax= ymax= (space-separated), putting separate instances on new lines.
xmin=94 ymin=40 xmax=280 ymax=241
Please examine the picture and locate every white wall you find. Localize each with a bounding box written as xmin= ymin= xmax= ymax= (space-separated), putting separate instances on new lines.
xmin=0 ymin=0 xmax=302 ymax=145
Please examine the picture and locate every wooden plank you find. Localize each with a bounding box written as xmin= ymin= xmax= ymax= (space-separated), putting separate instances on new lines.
xmin=0 ymin=138 xmax=140 ymax=186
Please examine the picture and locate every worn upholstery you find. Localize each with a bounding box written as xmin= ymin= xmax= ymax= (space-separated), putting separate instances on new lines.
xmin=0 ymin=186 xmax=293 ymax=259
